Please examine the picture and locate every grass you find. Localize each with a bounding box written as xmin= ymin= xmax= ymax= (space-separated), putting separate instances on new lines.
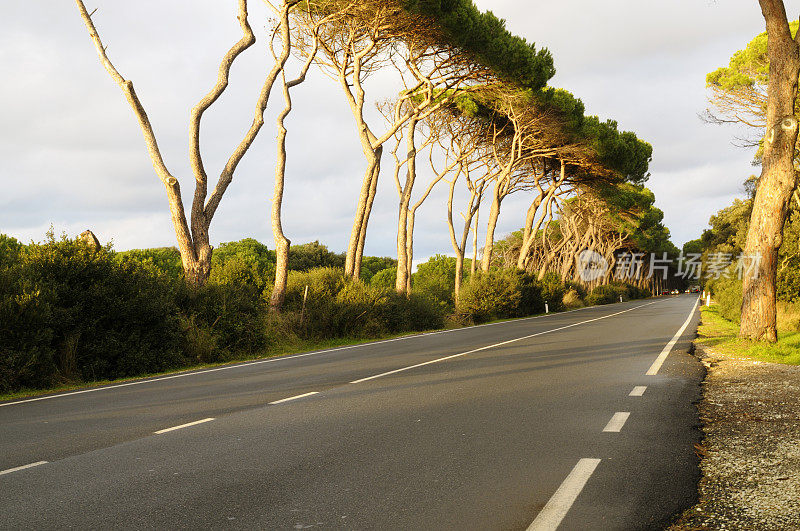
xmin=697 ymin=304 xmax=800 ymax=365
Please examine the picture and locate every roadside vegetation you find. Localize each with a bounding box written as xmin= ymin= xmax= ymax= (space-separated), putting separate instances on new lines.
xmin=698 ymin=305 xmax=800 ymax=365
xmin=0 ymin=230 xmax=652 ymax=397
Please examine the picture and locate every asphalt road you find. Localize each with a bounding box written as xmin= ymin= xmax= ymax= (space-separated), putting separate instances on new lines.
xmin=0 ymin=295 xmax=702 ymax=530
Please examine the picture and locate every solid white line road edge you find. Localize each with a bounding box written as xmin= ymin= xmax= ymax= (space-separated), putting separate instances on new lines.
xmin=602 ymin=412 xmax=630 ymax=433
xmin=527 ymin=458 xmax=601 ymax=531
xmin=629 ymin=386 xmax=647 ymax=397
xmin=351 ymin=301 xmax=659 ymax=384
xmin=269 ymin=391 xmax=319 ymax=405
xmin=645 ymin=297 xmax=700 ymax=376
xmin=154 ymin=417 xmax=215 ymax=435
xmin=0 ymin=461 xmax=48 ymax=476
xmin=0 ymin=299 xmax=669 ymax=409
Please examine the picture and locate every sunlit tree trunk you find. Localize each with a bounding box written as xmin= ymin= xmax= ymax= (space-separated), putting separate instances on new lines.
xmin=740 ymin=0 xmax=800 ymax=341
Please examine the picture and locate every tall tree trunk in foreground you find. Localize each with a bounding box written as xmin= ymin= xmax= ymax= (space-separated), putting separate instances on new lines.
xmin=740 ymin=0 xmax=800 ymax=341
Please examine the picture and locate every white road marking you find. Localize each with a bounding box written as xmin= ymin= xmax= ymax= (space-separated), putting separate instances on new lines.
xmin=646 ymin=297 xmax=700 ymax=375
xmin=269 ymin=391 xmax=319 ymax=405
xmin=602 ymin=412 xmax=630 ymax=433
xmin=629 ymin=386 xmax=647 ymax=397
xmin=0 ymin=461 xmax=48 ymax=476
xmin=351 ymin=301 xmax=660 ymax=384
xmin=0 ymin=301 xmax=631 ymax=409
xmin=154 ymin=417 xmax=215 ymax=435
xmin=527 ymin=458 xmax=601 ymax=531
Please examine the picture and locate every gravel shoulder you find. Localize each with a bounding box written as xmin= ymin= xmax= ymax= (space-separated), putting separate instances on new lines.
xmin=670 ymin=342 xmax=800 ymax=529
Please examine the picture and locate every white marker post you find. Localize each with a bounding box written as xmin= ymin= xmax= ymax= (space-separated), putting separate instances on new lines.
xmin=706 ymin=293 xmax=711 ymax=306
xmin=545 ymin=301 xmax=549 ymax=314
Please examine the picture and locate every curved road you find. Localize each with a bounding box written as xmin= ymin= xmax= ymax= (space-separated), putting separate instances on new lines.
xmin=0 ymin=295 xmax=702 ymax=530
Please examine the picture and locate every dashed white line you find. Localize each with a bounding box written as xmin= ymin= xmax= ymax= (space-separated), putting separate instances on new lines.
xmin=527 ymin=458 xmax=601 ymax=531
xmin=269 ymin=391 xmax=319 ymax=405
xmin=645 ymin=297 xmax=699 ymax=375
xmin=154 ymin=417 xmax=215 ymax=435
xmin=629 ymin=386 xmax=647 ymax=397
xmin=602 ymin=412 xmax=630 ymax=433
xmin=0 ymin=461 xmax=48 ymax=476
xmin=351 ymin=301 xmax=659 ymax=384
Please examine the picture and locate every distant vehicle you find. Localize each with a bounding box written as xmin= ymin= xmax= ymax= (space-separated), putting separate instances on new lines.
xmin=661 ymin=289 xmax=670 ymax=295
xmin=670 ymin=289 xmax=680 ymax=295
xmin=690 ymin=286 xmax=701 ymax=293
xmin=685 ymin=289 xmax=690 ymax=293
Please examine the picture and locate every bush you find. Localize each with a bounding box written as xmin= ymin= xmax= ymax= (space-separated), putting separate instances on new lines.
xmin=178 ymin=258 xmax=268 ymax=362
xmin=0 ymin=262 xmax=57 ymax=393
xmin=712 ymin=276 xmax=743 ymax=323
xmin=374 ymin=291 xmax=444 ymax=333
xmin=1 ymin=233 xmax=185 ymax=393
xmin=369 ymin=267 xmax=397 ymax=290
xmin=562 ymin=289 xmax=584 ymax=309
xmin=539 ymin=272 xmax=566 ymax=313
xmin=116 ymin=247 xmax=184 ymax=282
xmin=585 ymin=282 xmax=649 ymax=306
xmin=412 ymin=255 xmax=465 ymax=311
xmin=456 ymin=270 xmax=522 ymax=323
xmin=280 ymin=268 xmax=370 ymax=338
xmin=279 ymin=267 xmax=444 ymax=338
xmin=586 ymin=284 xmax=626 ymax=306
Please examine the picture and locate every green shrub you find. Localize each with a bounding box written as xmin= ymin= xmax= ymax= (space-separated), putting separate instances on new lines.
xmin=586 ymin=284 xmax=625 ymax=306
xmin=279 ymin=267 xmax=444 ymax=338
xmin=562 ymin=289 xmax=584 ymax=309
xmin=712 ymin=276 xmax=743 ymax=323
xmin=280 ymin=267 xmax=358 ymax=338
xmin=1 ymin=233 xmax=185 ymax=392
xmin=212 ymin=238 xmax=275 ymax=291
xmin=621 ymin=282 xmax=650 ymax=300
xmin=178 ymin=256 xmax=269 ymax=361
xmin=374 ymin=291 xmax=444 ymax=333
xmin=778 ymin=257 xmax=800 ymax=303
xmin=116 ymin=247 xmax=183 ymax=281
xmin=288 ymin=241 xmax=343 ymax=272
xmin=456 ymin=270 xmax=522 ymax=323
xmin=359 ymin=255 xmax=396 ymax=283
xmin=539 ymin=272 xmax=566 ymax=313
xmin=0 ymin=262 xmax=57 ymax=393
xmin=369 ymin=267 xmax=397 ymax=290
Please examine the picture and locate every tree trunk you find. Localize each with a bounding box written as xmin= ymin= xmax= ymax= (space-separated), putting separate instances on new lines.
xmin=395 ymin=119 xmax=417 ymax=294
xmin=353 ymin=147 xmax=382 ymax=279
xmin=481 ymin=189 xmax=502 ymax=272
xmin=269 ymin=74 xmax=293 ymax=311
xmin=345 ymin=149 xmax=379 ymax=278
xmin=740 ymin=0 xmax=800 ymax=341
xmin=472 ymin=203 xmax=480 ymax=275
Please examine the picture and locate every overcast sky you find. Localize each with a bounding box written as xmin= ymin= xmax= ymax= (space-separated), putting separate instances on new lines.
xmin=0 ymin=1 xmax=767 ymax=263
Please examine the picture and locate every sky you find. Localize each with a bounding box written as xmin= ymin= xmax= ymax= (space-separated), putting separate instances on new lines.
xmin=0 ymin=1 xmax=768 ymax=264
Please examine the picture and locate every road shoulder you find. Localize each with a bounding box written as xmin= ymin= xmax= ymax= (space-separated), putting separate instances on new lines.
xmin=670 ymin=342 xmax=800 ymax=529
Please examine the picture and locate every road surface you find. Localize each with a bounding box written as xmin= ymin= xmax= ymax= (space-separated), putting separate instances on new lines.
xmin=0 ymin=295 xmax=702 ymax=530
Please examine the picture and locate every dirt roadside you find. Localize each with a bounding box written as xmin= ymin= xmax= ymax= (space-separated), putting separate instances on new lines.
xmin=669 ymin=343 xmax=800 ymax=529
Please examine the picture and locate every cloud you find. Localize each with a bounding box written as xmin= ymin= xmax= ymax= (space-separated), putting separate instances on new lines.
xmin=0 ymin=0 xmax=767 ymax=260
